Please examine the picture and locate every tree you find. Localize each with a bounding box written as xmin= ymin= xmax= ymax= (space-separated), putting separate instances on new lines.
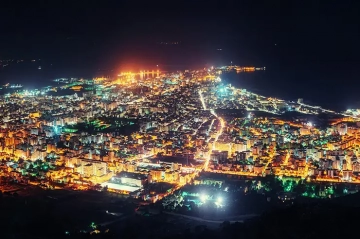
xmin=162 ymin=191 xmax=184 ymax=210
xmin=334 ymin=184 xmax=345 ymax=196
xmin=294 ymin=182 xmax=306 ymax=195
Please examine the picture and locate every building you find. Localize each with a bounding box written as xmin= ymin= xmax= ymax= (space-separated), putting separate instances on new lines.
xmin=101 ymin=171 xmax=147 ymax=194
xmin=78 ymin=159 xmax=107 ymax=177
xmin=115 ymin=171 xmax=147 ymax=187
xmin=210 ymin=150 xmax=228 ymax=163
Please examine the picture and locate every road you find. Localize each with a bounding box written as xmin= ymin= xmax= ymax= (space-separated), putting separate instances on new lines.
xmin=198 ymin=90 xmax=225 ymax=171
xmin=193 ymin=119 xmax=208 ymax=136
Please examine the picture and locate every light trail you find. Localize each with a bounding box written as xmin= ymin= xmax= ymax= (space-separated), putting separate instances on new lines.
xmin=198 ymin=89 xmax=226 ymax=171
xmin=198 ymin=90 xmax=207 ymax=110
xmin=207 ymin=119 xmax=216 ymax=140
xmin=212 ymin=118 xmax=225 ymax=150
xmin=214 ymin=118 xmax=225 ymax=142
xmin=208 ymin=169 xmax=257 ymax=177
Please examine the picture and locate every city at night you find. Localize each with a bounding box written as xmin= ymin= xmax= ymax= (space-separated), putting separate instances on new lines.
xmin=0 ymin=1 xmax=360 ymax=239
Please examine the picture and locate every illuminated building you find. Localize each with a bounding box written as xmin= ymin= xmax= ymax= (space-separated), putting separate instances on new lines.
xmin=210 ymin=151 xmax=228 ymax=163
xmin=149 ymin=169 xmax=164 ymax=182
xmin=115 ymin=171 xmax=147 ymax=187
xmin=233 ymin=142 xmax=247 ymax=152
xmin=337 ymin=123 xmax=348 ymax=135
xmin=300 ymin=127 xmax=311 ymax=135
xmin=235 ymin=151 xmax=247 ymax=161
xmin=101 ymin=171 xmax=146 ymax=194
xmin=78 ymin=159 xmax=107 ymax=177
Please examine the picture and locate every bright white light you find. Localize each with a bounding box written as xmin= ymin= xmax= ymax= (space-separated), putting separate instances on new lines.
xmin=215 ymin=196 xmax=224 ymax=208
xmin=307 ymin=122 xmax=313 ymax=127
xmin=200 ymin=194 xmax=208 ymax=202
xmin=248 ymin=113 xmax=251 ymax=119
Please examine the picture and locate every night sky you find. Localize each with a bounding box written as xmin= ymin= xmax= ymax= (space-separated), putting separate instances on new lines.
xmin=1 ymin=1 xmax=358 ymax=66
xmin=0 ymin=1 xmax=359 ymax=78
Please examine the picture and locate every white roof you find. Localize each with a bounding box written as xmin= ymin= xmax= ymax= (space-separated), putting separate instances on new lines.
xmin=101 ymin=182 xmax=140 ymax=192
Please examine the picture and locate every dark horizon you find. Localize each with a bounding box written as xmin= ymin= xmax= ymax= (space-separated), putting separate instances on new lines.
xmin=1 ymin=1 xmax=359 ymax=69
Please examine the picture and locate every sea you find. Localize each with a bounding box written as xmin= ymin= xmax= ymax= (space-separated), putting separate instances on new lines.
xmin=1 ymin=61 xmax=359 ymax=112
xmin=222 ymin=63 xmax=360 ymax=112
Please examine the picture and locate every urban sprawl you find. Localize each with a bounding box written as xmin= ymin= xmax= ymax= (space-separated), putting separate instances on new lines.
xmin=1 ymin=66 xmax=360 ymax=203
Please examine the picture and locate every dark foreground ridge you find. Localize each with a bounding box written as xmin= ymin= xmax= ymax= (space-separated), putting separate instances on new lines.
xmin=1 ymin=189 xmax=360 ymax=239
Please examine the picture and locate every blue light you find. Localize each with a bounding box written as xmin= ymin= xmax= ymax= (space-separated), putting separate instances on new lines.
xmin=53 ymin=126 xmax=60 ymax=135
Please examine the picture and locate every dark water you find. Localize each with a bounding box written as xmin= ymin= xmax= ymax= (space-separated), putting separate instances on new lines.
xmin=0 ymin=61 xmax=189 ymax=90
xmin=222 ymin=65 xmax=360 ymax=112
xmin=1 ymin=60 xmax=359 ymax=112
xmin=0 ymin=61 xmax=96 ymax=90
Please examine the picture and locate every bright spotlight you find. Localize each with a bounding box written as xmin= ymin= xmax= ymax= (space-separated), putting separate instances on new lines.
xmin=200 ymin=194 xmax=208 ymax=202
xmin=217 ymin=197 xmax=223 ymax=204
